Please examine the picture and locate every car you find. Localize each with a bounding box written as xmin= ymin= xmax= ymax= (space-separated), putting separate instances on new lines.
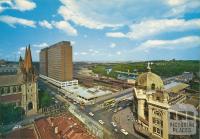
xmin=98 ymin=120 xmax=104 ymax=125
xmin=118 ymin=107 xmax=122 ymax=111
xmin=12 ymin=125 xmax=22 ymax=130
xmin=89 ymin=112 xmax=94 ymax=116
xmin=114 ymin=128 xmax=118 ymax=132
xmin=111 ymin=122 xmax=117 ymax=127
xmin=108 ymin=108 xmax=112 ymax=111
xmin=120 ymin=129 xmax=128 ymax=135
xmin=113 ymin=109 xmax=117 ymax=113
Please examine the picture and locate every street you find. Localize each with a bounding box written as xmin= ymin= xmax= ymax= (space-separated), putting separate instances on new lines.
xmin=39 ymin=79 xmax=143 ymax=139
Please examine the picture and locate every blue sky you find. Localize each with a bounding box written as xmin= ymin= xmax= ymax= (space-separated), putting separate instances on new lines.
xmin=0 ymin=0 xmax=200 ymax=62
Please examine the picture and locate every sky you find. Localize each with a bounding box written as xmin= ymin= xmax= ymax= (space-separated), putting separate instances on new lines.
xmin=0 ymin=0 xmax=200 ymax=62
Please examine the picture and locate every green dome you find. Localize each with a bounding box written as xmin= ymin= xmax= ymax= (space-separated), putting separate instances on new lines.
xmin=136 ymin=71 xmax=164 ymax=90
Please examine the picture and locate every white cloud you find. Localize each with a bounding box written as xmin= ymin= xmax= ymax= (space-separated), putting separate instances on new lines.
xmin=0 ymin=15 xmax=36 ymax=27
xmin=39 ymin=20 xmax=53 ymax=29
xmin=88 ymin=49 xmax=99 ymax=54
xmin=74 ymin=52 xmax=78 ymax=56
xmin=134 ymin=36 xmax=200 ymax=51
xmin=106 ymin=32 xmax=126 ymax=38
xmin=52 ymin=20 xmax=78 ymax=36
xmin=107 ymin=19 xmax=200 ymax=40
xmin=116 ymin=51 xmax=122 ymax=55
xmin=0 ymin=0 xmax=36 ymax=12
xmin=57 ymin=0 xmax=200 ymax=31
xmin=19 ymin=47 xmax=26 ymax=51
xmin=33 ymin=43 xmax=48 ymax=48
xmin=13 ymin=0 xmax=36 ymax=11
xmin=58 ymin=0 xmax=122 ymax=29
xmin=110 ymin=43 xmax=116 ymax=48
xmin=71 ymin=41 xmax=75 ymax=46
xmin=35 ymin=50 xmax=40 ymax=54
xmin=165 ymin=0 xmax=200 ymax=17
xmin=80 ymin=52 xmax=87 ymax=55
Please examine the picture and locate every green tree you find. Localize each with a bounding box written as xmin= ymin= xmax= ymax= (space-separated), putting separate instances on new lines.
xmin=0 ymin=103 xmax=24 ymax=125
xmin=38 ymin=90 xmax=53 ymax=108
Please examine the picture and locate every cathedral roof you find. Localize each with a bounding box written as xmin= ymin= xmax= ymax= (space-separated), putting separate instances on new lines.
xmin=0 ymin=74 xmax=23 ymax=86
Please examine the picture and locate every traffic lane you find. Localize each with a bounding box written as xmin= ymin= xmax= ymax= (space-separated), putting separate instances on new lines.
xmin=87 ymin=104 xmax=138 ymax=139
xmin=39 ymin=79 xmax=137 ymax=138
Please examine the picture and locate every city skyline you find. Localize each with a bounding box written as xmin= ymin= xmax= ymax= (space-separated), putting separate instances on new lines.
xmin=0 ymin=0 xmax=200 ymax=62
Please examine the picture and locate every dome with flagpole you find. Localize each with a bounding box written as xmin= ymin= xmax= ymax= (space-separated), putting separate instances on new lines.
xmin=135 ymin=62 xmax=164 ymax=90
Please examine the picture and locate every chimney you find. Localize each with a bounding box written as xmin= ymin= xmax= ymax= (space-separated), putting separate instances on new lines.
xmin=55 ymin=127 xmax=58 ymax=134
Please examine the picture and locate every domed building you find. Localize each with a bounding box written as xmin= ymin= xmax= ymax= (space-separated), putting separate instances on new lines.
xmin=135 ymin=65 xmax=164 ymax=90
xmin=133 ymin=63 xmax=170 ymax=139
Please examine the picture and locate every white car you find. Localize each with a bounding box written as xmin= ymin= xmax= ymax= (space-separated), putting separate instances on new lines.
xmin=89 ymin=112 xmax=94 ymax=116
xmin=113 ymin=109 xmax=117 ymax=113
xmin=120 ymin=129 xmax=128 ymax=135
xmin=111 ymin=122 xmax=117 ymax=127
xmin=12 ymin=125 xmax=22 ymax=130
xmin=98 ymin=120 xmax=104 ymax=125
xmin=118 ymin=107 xmax=122 ymax=111
xmin=114 ymin=128 xmax=118 ymax=132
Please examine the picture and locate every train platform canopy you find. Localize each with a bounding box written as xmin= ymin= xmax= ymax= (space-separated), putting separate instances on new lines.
xmin=164 ymin=81 xmax=189 ymax=93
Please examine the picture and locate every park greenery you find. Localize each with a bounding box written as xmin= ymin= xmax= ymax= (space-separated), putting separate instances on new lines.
xmin=38 ymin=89 xmax=53 ymax=108
xmin=91 ymin=60 xmax=199 ymax=79
xmin=0 ymin=103 xmax=24 ymax=125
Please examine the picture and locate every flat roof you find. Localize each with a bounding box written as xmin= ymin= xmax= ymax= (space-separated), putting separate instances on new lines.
xmin=63 ymin=85 xmax=112 ymax=100
xmin=164 ymin=81 xmax=189 ymax=93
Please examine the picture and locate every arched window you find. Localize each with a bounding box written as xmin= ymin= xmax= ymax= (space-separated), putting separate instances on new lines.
xmin=28 ymin=102 xmax=33 ymax=110
xmin=7 ymin=87 xmax=10 ymax=93
xmin=19 ymin=85 xmax=21 ymax=92
xmin=13 ymin=86 xmax=16 ymax=92
xmin=151 ymin=83 xmax=155 ymax=90
xmin=0 ymin=88 xmax=4 ymax=95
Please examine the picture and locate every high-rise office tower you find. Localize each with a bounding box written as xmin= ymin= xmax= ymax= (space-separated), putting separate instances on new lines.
xmin=39 ymin=48 xmax=48 ymax=76
xmin=39 ymin=41 xmax=73 ymax=81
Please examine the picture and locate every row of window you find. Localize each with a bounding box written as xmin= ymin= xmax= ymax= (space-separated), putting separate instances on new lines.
xmin=0 ymin=69 xmax=17 ymax=72
xmin=0 ymin=86 xmax=21 ymax=95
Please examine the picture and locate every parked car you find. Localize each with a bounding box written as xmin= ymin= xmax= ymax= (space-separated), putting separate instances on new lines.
xmin=111 ymin=122 xmax=117 ymax=127
xmin=120 ymin=129 xmax=128 ymax=135
xmin=89 ymin=112 xmax=94 ymax=116
xmin=12 ymin=125 xmax=22 ymax=130
xmin=98 ymin=120 xmax=104 ymax=125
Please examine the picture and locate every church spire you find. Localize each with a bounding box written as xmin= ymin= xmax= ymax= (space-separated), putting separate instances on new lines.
xmin=24 ymin=44 xmax=33 ymax=73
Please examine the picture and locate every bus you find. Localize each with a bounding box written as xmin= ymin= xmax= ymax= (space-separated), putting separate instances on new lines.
xmin=103 ymin=99 xmax=116 ymax=107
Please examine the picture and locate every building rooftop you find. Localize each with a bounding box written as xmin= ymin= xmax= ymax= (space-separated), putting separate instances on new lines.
xmin=164 ymin=81 xmax=189 ymax=93
xmin=34 ymin=114 xmax=96 ymax=139
xmin=63 ymin=85 xmax=112 ymax=100
xmin=0 ymin=93 xmax=22 ymax=103
xmin=0 ymin=74 xmax=23 ymax=86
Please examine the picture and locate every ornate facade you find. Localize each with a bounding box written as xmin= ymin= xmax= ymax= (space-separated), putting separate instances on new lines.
xmin=133 ymin=64 xmax=170 ymax=139
xmin=133 ymin=64 xmax=199 ymax=139
xmin=0 ymin=45 xmax=38 ymax=116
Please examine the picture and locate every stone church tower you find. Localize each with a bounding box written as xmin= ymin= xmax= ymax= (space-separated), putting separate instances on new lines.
xmin=20 ymin=45 xmax=38 ymax=116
